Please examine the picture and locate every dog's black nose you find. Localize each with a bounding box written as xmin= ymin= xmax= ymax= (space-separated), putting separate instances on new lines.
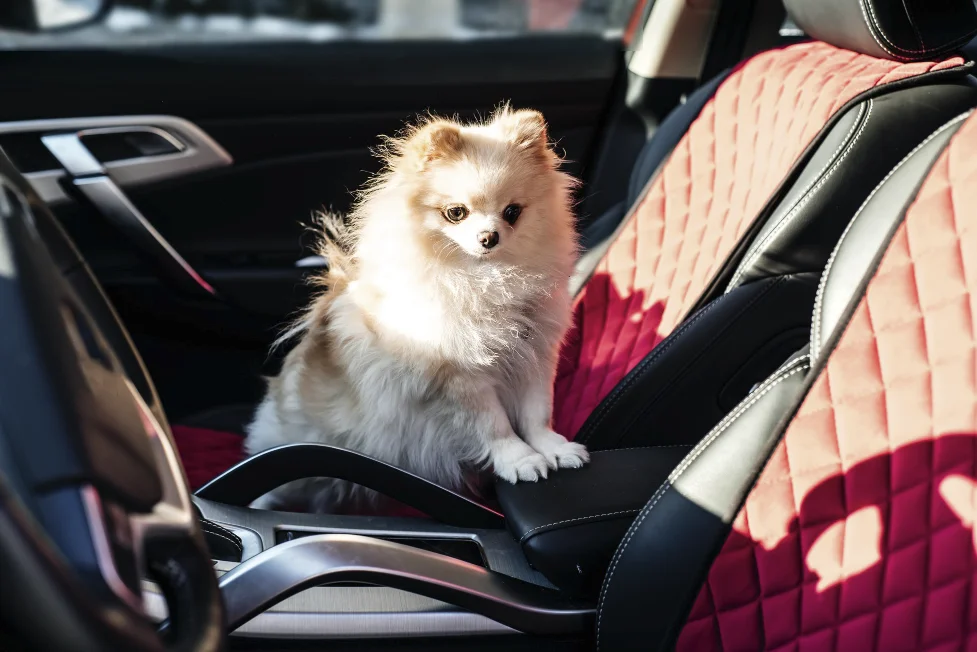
xmin=478 ymin=231 xmax=499 ymax=249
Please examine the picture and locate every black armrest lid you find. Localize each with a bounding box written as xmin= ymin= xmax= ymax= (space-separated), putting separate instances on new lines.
xmin=496 ymin=446 xmax=689 ymax=596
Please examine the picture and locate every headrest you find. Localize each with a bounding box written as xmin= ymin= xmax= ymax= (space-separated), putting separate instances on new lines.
xmin=784 ymin=0 xmax=977 ymax=61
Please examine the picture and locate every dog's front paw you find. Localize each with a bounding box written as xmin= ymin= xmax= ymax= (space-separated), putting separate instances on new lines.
xmin=491 ymin=438 xmax=550 ymax=484
xmin=527 ymin=429 xmax=591 ymax=470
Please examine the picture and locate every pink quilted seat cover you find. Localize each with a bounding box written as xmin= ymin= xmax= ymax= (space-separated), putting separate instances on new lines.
xmin=678 ymin=111 xmax=977 ymax=651
xmin=553 ymin=42 xmax=966 ymax=440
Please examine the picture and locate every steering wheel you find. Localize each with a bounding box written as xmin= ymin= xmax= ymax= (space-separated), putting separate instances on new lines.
xmin=0 ymin=150 xmax=224 ymax=650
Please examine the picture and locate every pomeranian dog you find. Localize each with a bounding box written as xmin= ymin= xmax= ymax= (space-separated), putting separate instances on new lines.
xmin=244 ymin=105 xmax=588 ymax=513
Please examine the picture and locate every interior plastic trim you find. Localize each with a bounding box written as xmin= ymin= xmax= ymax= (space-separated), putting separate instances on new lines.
xmin=195 ymin=443 xmax=506 ymax=530
xmin=218 ymin=533 xmax=593 ymax=635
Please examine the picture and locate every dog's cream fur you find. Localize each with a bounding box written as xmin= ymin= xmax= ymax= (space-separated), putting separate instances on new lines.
xmin=244 ymin=106 xmax=588 ymax=513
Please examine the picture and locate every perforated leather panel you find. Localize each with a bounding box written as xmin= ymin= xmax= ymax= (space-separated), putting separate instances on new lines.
xmin=679 ymin=112 xmax=977 ymax=651
xmin=553 ymin=42 xmax=965 ymax=440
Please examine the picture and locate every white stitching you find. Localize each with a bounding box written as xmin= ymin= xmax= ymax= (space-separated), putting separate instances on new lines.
xmin=602 ymin=445 xmax=696 ymax=452
xmin=727 ymin=101 xmax=872 ymax=290
xmin=201 ymin=525 xmax=243 ymax=551
xmin=520 ymin=509 xmax=641 ymax=543
xmin=859 ymin=0 xmax=908 ymax=58
xmin=810 ymin=110 xmax=973 ymax=359
xmin=595 ymin=357 xmax=810 ymax=650
xmin=201 ymin=523 xmax=244 ymax=553
xmin=858 ymin=0 xmax=977 ymax=59
xmin=595 ymin=358 xmax=810 ymax=649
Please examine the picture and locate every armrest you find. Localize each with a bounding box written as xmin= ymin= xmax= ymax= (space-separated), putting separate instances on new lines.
xmin=496 ymin=446 xmax=690 ymax=596
xmin=194 ymin=443 xmax=504 ymax=529
xmin=218 ymin=533 xmax=593 ymax=635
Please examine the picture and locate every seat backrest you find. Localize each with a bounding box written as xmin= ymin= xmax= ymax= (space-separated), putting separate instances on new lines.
xmin=680 ymin=106 xmax=977 ymax=651
xmin=553 ymin=0 xmax=977 ymax=442
xmin=594 ymin=103 xmax=977 ymax=650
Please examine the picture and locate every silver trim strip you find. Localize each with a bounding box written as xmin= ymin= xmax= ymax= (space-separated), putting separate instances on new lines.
xmin=142 ymin=581 xmax=516 ymax=639
xmin=72 ymin=175 xmax=216 ymax=296
xmin=218 ymin=533 xmax=592 ymax=635
xmin=40 ymin=134 xmax=104 ymax=177
xmin=40 ymin=129 xmax=215 ymax=297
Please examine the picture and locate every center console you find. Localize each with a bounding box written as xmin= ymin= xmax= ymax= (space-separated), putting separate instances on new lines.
xmin=141 ymin=442 xmax=685 ymax=642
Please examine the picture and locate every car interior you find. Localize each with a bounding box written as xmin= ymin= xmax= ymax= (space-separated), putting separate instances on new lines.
xmin=1 ymin=0 xmax=976 ymax=650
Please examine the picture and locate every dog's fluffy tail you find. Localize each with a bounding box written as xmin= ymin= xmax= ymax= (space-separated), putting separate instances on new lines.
xmin=272 ymin=211 xmax=355 ymax=350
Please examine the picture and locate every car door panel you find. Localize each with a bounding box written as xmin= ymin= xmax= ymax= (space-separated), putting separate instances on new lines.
xmin=0 ymin=34 xmax=625 ymax=419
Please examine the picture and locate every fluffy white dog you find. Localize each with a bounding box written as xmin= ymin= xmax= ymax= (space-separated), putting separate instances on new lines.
xmin=245 ymin=106 xmax=588 ymax=513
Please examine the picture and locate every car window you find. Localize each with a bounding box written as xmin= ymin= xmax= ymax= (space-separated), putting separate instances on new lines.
xmin=0 ymin=0 xmax=643 ymax=48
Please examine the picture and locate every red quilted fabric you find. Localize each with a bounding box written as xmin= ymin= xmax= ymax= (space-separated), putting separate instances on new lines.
xmin=679 ymin=112 xmax=977 ymax=651
xmin=553 ymin=43 xmax=966 ymax=440
xmin=173 ymin=425 xmax=245 ymax=491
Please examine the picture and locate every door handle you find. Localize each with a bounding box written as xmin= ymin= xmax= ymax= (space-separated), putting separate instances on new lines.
xmin=0 ymin=115 xmax=232 ymax=206
xmin=41 ymin=132 xmax=217 ymax=300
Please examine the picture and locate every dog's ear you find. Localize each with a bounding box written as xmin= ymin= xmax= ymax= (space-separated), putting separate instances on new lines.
xmin=493 ymin=107 xmax=549 ymax=153
xmin=404 ymin=120 xmax=462 ymax=169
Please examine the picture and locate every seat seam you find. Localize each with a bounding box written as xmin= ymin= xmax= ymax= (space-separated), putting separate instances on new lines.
xmin=584 ymin=276 xmax=786 ymax=447
xmin=727 ymin=99 xmax=868 ymax=290
xmin=576 ymin=297 xmax=727 ymax=443
xmin=595 ymin=357 xmax=810 ymax=650
xmin=603 ymin=444 xmax=696 ymax=452
xmin=861 ymin=0 xmax=977 ymax=57
xmin=609 ymin=278 xmax=788 ymax=446
xmin=810 ymin=110 xmax=973 ymax=359
xmin=519 ymin=509 xmax=643 ymax=544
xmin=902 ymin=0 xmax=925 ymax=51
xmin=727 ymin=100 xmax=872 ymax=290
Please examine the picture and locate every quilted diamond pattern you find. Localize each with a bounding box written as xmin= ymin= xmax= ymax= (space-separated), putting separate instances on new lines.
xmin=678 ymin=111 xmax=977 ymax=651
xmin=553 ymin=42 xmax=965 ymax=440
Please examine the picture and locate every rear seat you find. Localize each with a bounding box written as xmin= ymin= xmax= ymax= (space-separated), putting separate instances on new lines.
xmin=595 ymin=104 xmax=977 ymax=650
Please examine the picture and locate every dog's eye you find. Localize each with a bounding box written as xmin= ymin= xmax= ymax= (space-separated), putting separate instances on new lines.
xmin=443 ymin=205 xmax=469 ymax=223
xmin=503 ymin=203 xmax=522 ymax=225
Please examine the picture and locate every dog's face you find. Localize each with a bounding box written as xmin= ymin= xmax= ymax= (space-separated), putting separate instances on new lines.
xmin=395 ymin=108 xmax=566 ymax=262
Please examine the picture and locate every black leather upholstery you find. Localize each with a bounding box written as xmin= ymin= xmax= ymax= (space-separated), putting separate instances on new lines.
xmin=726 ymin=81 xmax=977 ymax=291
xmin=574 ymin=272 xmax=818 ymax=450
xmin=497 ymin=446 xmax=691 ymax=597
xmin=784 ymin=0 xmax=977 ymax=61
xmin=595 ymin=351 xmax=812 ymax=651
